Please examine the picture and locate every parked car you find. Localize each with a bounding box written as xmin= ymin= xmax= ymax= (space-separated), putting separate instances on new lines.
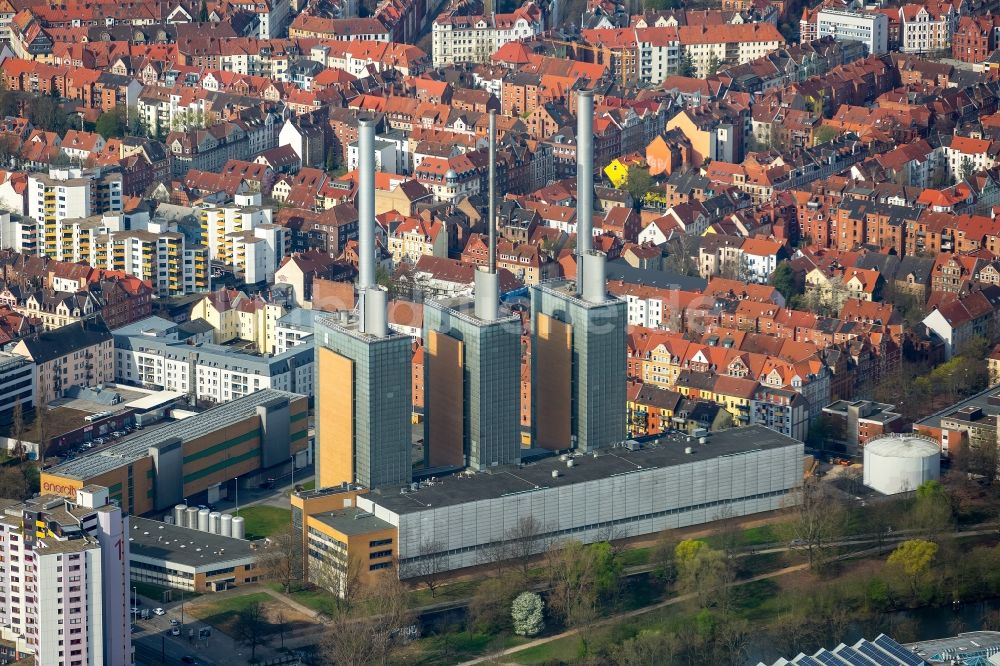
xmin=170 ymin=627 xmax=181 ymax=636
xmin=153 ymin=608 xmax=165 ymax=616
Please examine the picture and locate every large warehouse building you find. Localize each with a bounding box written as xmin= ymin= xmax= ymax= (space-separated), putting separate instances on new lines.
xmin=41 ymin=389 xmax=309 ymax=514
xmin=356 ymin=425 xmax=804 ymax=578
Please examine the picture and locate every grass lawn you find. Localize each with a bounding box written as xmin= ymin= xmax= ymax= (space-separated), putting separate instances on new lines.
xmin=300 ymin=479 xmax=315 ymax=491
xmin=618 ymin=546 xmax=651 ymax=567
xmin=403 ymin=631 xmax=528 ymax=665
xmin=188 ymin=591 xmax=273 ymax=634
xmin=407 ymin=579 xmax=481 ymax=609
xmin=269 ymin=584 xmax=340 ymax=616
xmin=236 ymin=505 xmax=291 ymax=539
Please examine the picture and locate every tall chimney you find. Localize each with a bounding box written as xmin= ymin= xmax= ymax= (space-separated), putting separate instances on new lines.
xmin=358 ymin=118 xmax=376 ymax=291
xmin=576 ymin=89 xmax=594 ymax=297
xmin=488 ymin=109 xmax=497 ymax=275
xmin=475 ymin=110 xmax=500 ymax=322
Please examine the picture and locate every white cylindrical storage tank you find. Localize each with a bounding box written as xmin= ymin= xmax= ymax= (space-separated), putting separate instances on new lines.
xmin=220 ymin=513 xmax=233 ymax=537
xmin=173 ymin=504 xmax=186 ymax=525
xmin=197 ymin=508 xmax=210 ymax=532
xmin=209 ymin=511 xmax=222 ymax=534
xmin=863 ymin=435 xmax=940 ymax=495
xmin=185 ymin=506 xmax=199 ymax=529
xmin=232 ymin=516 xmax=245 ymax=540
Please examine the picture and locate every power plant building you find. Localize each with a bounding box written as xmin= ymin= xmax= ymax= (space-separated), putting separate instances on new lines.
xmin=359 ymin=425 xmax=804 ymax=578
xmin=315 ymin=118 xmax=412 ymax=490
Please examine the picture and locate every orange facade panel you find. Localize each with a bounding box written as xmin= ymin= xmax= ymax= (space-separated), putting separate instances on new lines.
xmin=427 ymin=330 xmax=464 ymax=467
xmin=535 ymin=313 xmax=572 ymax=450
xmin=318 ymin=347 xmax=355 ymax=488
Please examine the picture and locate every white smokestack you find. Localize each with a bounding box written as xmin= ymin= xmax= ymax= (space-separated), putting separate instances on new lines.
xmin=358 ymin=118 xmax=376 ymax=291
xmin=576 ymin=90 xmax=594 ymax=297
xmin=488 ymin=109 xmax=497 ymax=275
xmin=475 ymin=110 xmax=500 ymax=322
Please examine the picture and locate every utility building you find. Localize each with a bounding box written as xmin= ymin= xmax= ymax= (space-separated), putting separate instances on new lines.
xmin=531 ymin=90 xmax=627 ymax=452
xmin=315 ymin=119 xmax=412 ymax=490
xmin=424 ymin=111 xmax=522 ymax=470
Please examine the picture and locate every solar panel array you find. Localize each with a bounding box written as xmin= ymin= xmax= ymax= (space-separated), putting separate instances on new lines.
xmin=760 ymin=634 xmax=925 ymax=666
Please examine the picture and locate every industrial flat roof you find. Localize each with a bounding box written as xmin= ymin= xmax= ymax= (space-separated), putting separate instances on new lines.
xmin=906 ymin=631 xmax=1000 ymax=664
xmin=129 ymin=517 xmax=255 ymax=569
xmin=313 ymin=507 xmax=394 ymax=537
xmin=368 ymin=425 xmax=801 ymax=515
xmin=46 ymin=389 xmax=304 ymax=480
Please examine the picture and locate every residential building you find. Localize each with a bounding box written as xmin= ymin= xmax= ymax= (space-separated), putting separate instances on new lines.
xmin=387 ymin=216 xmax=447 ymax=267
xmin=11 ymin=319 xmax=113 ymax=404
xmin=112 ymin=317 xmax=315 ymax=401
xmin=190 ymin=288 xmax=288 ymax=355
xmin=0 ymin=352 xmax=34 ymax=426
xmin=431 ymin=3 xmax=544 ymax=68
xmin=899 ymin=3 xmax=953 ymax=55
xmin=27 ymin=168 xmax=123 ymax=259
xmin=0 ymin=486 xmax=130 ymax=666
xmin=921 ymin=285 xmax=1000 ymax=358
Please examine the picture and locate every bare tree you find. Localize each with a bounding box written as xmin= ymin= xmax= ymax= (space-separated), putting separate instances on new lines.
xmin=505 ymin=515 xmax=546 ymax=578
xmin=788 ymin=479 xmax=842 ymax=569
xmin=323 ymin=572 xmax=414 ymax=666
xmin=410 ymin=539 xmax=448 ymax=597
xmin=475 ymin=539 xmax=511 ymax=577
xmin=712 ymin=504 xmax=742 ymax=559
xmin=256 ymin=525 xmax=301 ymax=592
xmin=10 ymin=399 xmax=24 ymax=460
xmin=232 ymin=601 xmax=272 ymax=660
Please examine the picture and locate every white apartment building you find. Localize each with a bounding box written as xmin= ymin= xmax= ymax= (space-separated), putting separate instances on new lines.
xmin=113 ymin=317 xmax=315 ymax=401
xmin=677 ymin=23 xmax=784 ymax=77
xmin=27 ymin=168 xmax=123 ymax=260
xmin=0 ymin=486 xmax=130 ymax=666
xmin=199 ymin=193 xmax=274 ymax=262
xmin=816 ymin=9 xmax=888 ymax=55
xmin=635 ymin=27 xmax=681 ymax=84
xmin=0 ymin=212 xmax=40 ymax=255
xmin=899 ymin=3 xmax=953 ymax=55
xmin=92 ymin=226 xmax=210 ymax=297
xmin=226 ymin=223 xmax=290 ymax=284
xmin=431 ymin=3 xmax=544 ymax=67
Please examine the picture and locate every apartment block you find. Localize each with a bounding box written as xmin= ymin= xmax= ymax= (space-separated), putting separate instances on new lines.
xmin=431 ymin=3 xmax=544 ymax=68
xmin=11 ymin=319 xmax=113 ymax=404
xmin=0 ymin=486 xmax=130 ymax=666
xmin=27 ymin=168 xmax=123 ymax=260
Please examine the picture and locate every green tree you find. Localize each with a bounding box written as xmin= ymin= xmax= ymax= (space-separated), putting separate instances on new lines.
xmin=813 ymin=125 xmax=839 ymax=146
xmin=28 ymin=96 xmax=67 ymax=134
xmin=95 ymin=106 xmax=127 ymax=140
xmin=887 ymin=539 xmax=938 ymax=598
xmin=673 ymin=540 xmax=729 ymax=609
xmin=768 ymin=262 xmax=801 ymax=302
xmin=911 ymin=480 xmax=953 ymax=538
xmin=624 ymin=166 xmax=653 ymax=211
xmin=960 ymin=156 xmax=976 ymax=182
xmin=806 ymin=92 xmax=826 ymax=118
xmin=679 ymin=51 xmax=696 ymax=78
xmin=511 ymin=591 xmax=545 ymax=636
xmin=199 ymin=0 xmax=209 ymax=21
xmin=468 ymin=577 xmax=514 ymax=634
xmin=706 ymin=54 xmax=721 ymax=76
xmin=546 ymin=540 xmax=622 ymax=626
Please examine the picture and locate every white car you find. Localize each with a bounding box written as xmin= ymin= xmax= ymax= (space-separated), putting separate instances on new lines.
xmin=153 ymin=608 xmax=165 ymax=616
xmin=170 ymin=626 xmax=181 ymax=636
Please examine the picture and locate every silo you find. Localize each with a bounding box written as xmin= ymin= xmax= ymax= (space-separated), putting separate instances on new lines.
xmin=186 ymin=506 xmax=199 ymax=529
xmin=863 ymin=434 xmax=940 ymax=495
xmin=220 ymin=513 xmax=233 ymax=537
xmin=209 ymin=511 xmax=222 ymax=534
xmin=173 ymin=504 xmax=186 ymax=526
xmin=232 ymin=516 xmax=245 ymax=540
xmin=197 ymin=508 xmax=210 ymax=532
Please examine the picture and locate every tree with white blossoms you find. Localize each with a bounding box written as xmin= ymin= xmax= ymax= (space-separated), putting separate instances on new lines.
xmin=511 ymin=591 xmax=545 ymax=637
